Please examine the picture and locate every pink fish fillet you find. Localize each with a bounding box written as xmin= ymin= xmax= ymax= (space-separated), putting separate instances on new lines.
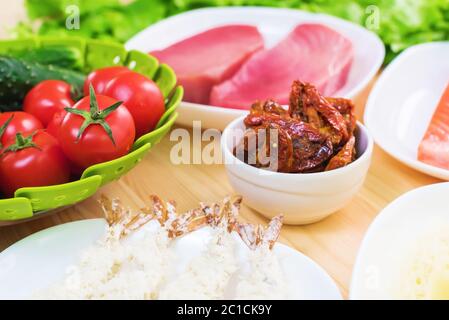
xmin=418 ymin=82 xmax=449 ymax=170
xmin=210 ymin=23 xmax=354 ymax=109
xmin=151 ymin=25 xmax=264 ymax=105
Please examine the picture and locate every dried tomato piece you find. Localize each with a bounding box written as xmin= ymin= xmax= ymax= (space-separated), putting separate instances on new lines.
xmin=286 ymin=120 xmax=334 ymax=172
xmin=265 ymin=123 xmax=294 ymax=172
xmin=326 ymin=135 xmax=356 ymax=171
xmin=238 ymin=115 xmax=333 ymax=173
xmin=237 ymin=81 xmax=357 ymax=173
xmin=244 ymin=100 xmax=289 ymax=127
xmin=326 ymin=97 xmax=356 ymax=136
xmin=289 ymin=81 xmax=349 ymax=146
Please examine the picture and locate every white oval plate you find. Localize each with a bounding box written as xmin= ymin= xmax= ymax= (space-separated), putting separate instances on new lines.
xmin=0 ymin=219 xmax=341 ymax=300
xmin=126 ymin=7 xmax=385 ymax=130
xmin=364 ymin=42 xmax=449 ymax=180
xmin=350 ymin=182 xmax=449 ymax=299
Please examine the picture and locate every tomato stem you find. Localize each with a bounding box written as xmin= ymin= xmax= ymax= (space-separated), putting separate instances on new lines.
xmin=16 ymin=132 xmax=26 ymax=145
xmin=64 ymin=84 xmax=122 ymax=146
xmin=1 ymin=132 xmax=40 ymax=155
xmin=0 ymin=115 xmax=14 ymax=149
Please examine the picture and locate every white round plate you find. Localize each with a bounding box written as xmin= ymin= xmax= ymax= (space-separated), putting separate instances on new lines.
xmin=350 ymin=182 xmax=449 ymax=299
xmin=0 ymin=219 xmax=341 ymax=300
xmin=364 ymin=42 xmax=449 ymax=180
xmin=126 ymin=7 xmax=385 ymax=130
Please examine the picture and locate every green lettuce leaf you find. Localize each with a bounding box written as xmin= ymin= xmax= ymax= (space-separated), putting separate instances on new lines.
xmin=16 ymin=0 xmax=449 ymax=63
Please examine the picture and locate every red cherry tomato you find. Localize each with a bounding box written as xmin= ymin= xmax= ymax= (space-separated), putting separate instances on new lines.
xmin=24 ymin=80 xmax=74 ymax=126
xmin=104 ymin=71 xmax=165 ymax=137
xmin=46 ymin=110 xmax=67 ymax=138
xmin=84 ymin=66 xmax=130 ymax=96
xmin=59 ymin=86 xmax=136 ymax=172
xmin=0 ymin=112 xmax=43 ymax=148
xmin=0 ymin=131 xmax=71 ymax=197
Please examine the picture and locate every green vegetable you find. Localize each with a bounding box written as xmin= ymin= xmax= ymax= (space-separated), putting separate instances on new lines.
xmin=0 ymin=56 xmax=85 ymax=111
xmin=17 ymin=0 xmax=167 ymax=43
xmin=4 ymin=46 xmax=84 ymax=70
xmin=14 ymin=0 xmax=449 ymax=64
xmin=24 ymin=0 xmax=121 ymax=19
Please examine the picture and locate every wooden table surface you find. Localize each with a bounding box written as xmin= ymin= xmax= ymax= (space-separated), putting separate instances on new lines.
xmin=0 ymin=2 xmax=442 ymax=299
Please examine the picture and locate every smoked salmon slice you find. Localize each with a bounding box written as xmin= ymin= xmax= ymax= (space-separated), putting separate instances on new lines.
xmin=418 ymin=82 xmax=449 ymax=170
xmin=151 ymin=25 xmax=264 ymax=105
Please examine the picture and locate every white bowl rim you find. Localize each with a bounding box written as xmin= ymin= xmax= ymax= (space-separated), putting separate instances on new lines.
xmin=363 ymin=41 xmax=449 ymax=180
xmin=221 ymin=115 xmax=374 ymax=180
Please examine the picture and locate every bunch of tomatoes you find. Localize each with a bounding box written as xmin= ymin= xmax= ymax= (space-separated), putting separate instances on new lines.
xmin=0 ymin=67 xmax=165 ymax=198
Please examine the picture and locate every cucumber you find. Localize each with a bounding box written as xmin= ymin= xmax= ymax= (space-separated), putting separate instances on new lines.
xmin=8 ymin=46 xmax=84 ymax=71
xmin=0 ymin=56 xmax=85 ymax=111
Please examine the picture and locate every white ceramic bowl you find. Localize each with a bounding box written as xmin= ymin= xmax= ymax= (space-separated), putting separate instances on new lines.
xmin=126 ymin=7 xmax=385 ymax=130
xmin=364 ymin=42 xmax=449 ymax=180
xmin=221 ymin=116 xmax=374 ymax=225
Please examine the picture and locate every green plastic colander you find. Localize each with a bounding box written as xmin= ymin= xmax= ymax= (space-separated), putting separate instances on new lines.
xmin=0 ymin=37 xmax=183 ymax=224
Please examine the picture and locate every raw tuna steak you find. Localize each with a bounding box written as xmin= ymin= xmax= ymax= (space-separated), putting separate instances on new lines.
xmin=151 ymin=25 xmax=264 ymax=105
xmin=210 ymin=24 xmax=354 ymax=109
xmin=418 ymin=82 xmax=449 ymax=170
